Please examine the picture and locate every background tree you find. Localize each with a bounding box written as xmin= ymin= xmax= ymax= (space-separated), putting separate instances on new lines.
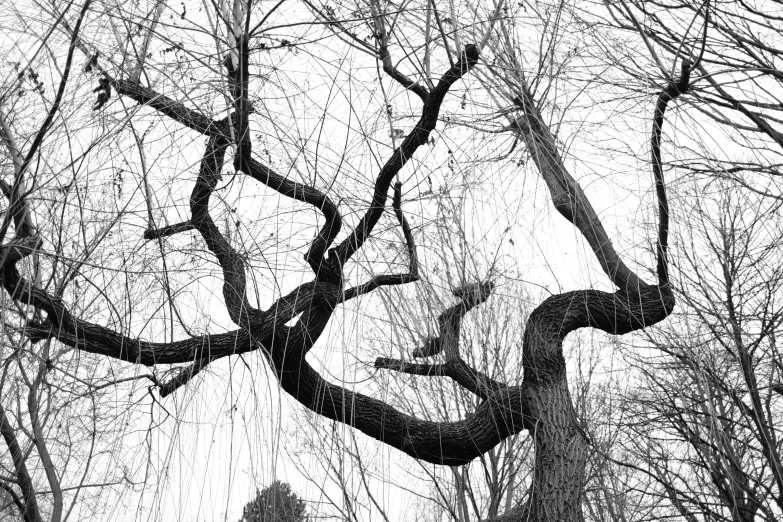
xmin=595 ymin=182 xmax=783 ymax=520
xmin=566 ymin=2 xmax=783 ymax=519
xmin=0 ymin=0 xmax=738 ymax=520
xmin=239 ymin=481 xmax=309 ymax=522
xmin=594 ymin=0 xmax=783 ymax=198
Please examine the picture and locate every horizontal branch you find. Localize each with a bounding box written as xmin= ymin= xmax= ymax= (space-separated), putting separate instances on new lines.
xmin=342 ymin=274 xmax=418 ymax=301
xmin=115 ymin=79 xmax=227 ymax=137
xmin=143 ymin=221 xmax=194 ymax=240
xmin=375 ymin=357 xmax=507 ymax=400
xmin=22 ymin=317 xmax=254 ymax=366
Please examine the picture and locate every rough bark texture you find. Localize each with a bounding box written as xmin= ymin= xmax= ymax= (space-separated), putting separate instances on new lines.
xmin=0 ymin=26 xmax=686 ymax=519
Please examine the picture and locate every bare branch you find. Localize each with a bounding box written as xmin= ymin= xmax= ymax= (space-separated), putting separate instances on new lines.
xmin=158 ymin=358 xmax=213 ymax=397
xmin=652 ymin=59 xmax=691 ymax=284
xmin=247 ymin=158 xmax=342 ymax=282
xmin=0 ymin=404 xmax=42 ymax=522
xmin=115 ymin=79 xmax=228 ymax=137
xmin=334 ymin=45 xmax=480 ymax=265
xmin=375 ymin=357 xmax=507 ymax=400
xmin=342 ymin=181 xmax=419 ymax=300
xmin=143 ymin=221 xmax=194 ymax=240
xmin=370 ymin=0 xmax=429 ymax=102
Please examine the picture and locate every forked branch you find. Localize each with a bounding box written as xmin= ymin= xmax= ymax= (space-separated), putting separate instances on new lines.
xmin=334 ymin=44 xmax=480 ymax=265
xmin=375 ymin=281 xmax=497 ymax=397
xmin=370 ymin=0 xmax=429 ymax=102
xmin=342 ymin=181 xmax=419 ymax=300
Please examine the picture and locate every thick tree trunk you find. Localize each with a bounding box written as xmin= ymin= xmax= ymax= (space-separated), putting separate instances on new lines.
xmin=523 ymin=380 xmax=587 ymax=521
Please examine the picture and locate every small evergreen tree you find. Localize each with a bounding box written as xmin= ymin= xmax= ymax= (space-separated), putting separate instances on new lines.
xmin=239 ymin=481 xmax=308 ymax=522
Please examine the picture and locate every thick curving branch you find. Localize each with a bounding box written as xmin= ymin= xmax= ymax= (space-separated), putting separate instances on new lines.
xmin=188 ymin=134 xmax=258 ymax=327
xmin=334 ymin=44 xmax=480 ymax=265
xmin=246 ymin=158 xmax=343 ymax=281
xmin=121 ymin=81 xmax=345 ymax=283
xmin=2 ymin=252 xmax=342 ymax=375
xmin=523 ymin=286 xmax=675 ymax=387
xmin=27 ymin=322 xmax=252 ymax=366
xmin=511 ymin=85 xmax=647 ymax=292
xmin=498 ymin=56 xmax=686 ymax=517
xmin=257 ymin=300 xmax=528 ymax=465
xmin=0 ymin=234 xmax=252 ymax=367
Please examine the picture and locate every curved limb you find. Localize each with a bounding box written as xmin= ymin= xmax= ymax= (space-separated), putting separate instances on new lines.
xmin=653 ymin=59 xmax=691 ymax=284
xmin=188 ymin=134 xmax=257 ymax=327
xmin=333 ymin=45 xmax=480 ymax=265
xmin=342 ymin=181 xmax=419 ymax=299
xmin=246 ymin=158 xmax=343 ymax=281
xmin=258 ymin=303 xmax=528 ymax=466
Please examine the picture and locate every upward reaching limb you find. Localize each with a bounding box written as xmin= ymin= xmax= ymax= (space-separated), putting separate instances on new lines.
xmin=509 ymin=82 xmax=647 ymax=292
xmin=333 ymin=45 xmax=480 ymax=265
xmin=460 ymin=16 xmax=692 ymax=516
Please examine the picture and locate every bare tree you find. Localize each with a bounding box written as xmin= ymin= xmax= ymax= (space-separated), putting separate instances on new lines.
xmin=559 ymin=2 xmax=783 ymax=519
xmin=600 ymin=184 xmax=783 ymax=521
xmin=594 ymin=0 xmax=783 ymax=200
xmin=0 ymin=1 xmax=706 ymax=520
